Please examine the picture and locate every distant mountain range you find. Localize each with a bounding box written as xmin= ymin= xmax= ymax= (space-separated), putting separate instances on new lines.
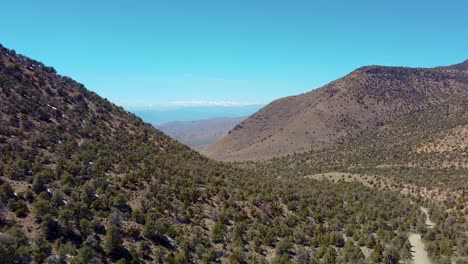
xmin=158 ymin=116 xmax=246 ymax=151
xmin=128 ymin=105 xmax=262 ymax=125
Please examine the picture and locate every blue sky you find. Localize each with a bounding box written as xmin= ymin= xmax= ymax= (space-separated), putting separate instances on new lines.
xmin=1 ymin=0 xmax=467 ymax=107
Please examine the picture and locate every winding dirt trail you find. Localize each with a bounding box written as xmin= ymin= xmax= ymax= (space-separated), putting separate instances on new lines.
xmin=409 ymin=233 xmax=432 ymax=264
xmin=305 ymin=174 xmax=437 ymax=264
xmin=408 ymin=207 xmax=434 ymax=264
xmin=420 ymin=207 xmax=435 ymax=228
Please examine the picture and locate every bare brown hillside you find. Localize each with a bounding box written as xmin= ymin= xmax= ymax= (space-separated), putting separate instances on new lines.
xmin=205 ymin=64 xmax=468 ymax=161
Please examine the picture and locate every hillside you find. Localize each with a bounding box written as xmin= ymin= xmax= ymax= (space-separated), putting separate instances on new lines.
xmin=1 ymin=44 xmax=466 ymax=264
xmin=440 ymin=59 xmax=468 ymax=70
xmin=0 ymin=44 xmax=246 ymax=263
xmin=227 ymin=64 xmax=468 ymax=263
xmin=205 ymin=64 xmax=468 ymax=161
xmin=158 ymin=117 xmax=246 ymax=151
xmin=241 ymin=94 xmax=468 ymax=263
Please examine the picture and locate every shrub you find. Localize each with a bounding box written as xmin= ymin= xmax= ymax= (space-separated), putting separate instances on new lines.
xmin=103 ymin=226 xmax=123 ymax=256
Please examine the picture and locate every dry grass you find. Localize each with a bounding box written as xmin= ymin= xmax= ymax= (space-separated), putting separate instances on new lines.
xmin=416 ymin=124 xmax=468 ymax=155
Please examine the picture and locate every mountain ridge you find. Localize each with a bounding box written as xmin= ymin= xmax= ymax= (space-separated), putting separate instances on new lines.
xmin=205 ymin=62 xmax=468 ymax=161
xmin=437 ymin=59 xmax=468 ymax=70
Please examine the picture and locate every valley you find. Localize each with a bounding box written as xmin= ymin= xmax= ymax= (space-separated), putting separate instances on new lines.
xmin=0 ymin=44 xmax=466 ymax=264
xmin=2 ymin=1 xmax=467 ymax=263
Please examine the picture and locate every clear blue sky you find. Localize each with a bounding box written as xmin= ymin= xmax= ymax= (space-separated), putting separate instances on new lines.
xmin=1 ymin=0 xmax=467 ymax=107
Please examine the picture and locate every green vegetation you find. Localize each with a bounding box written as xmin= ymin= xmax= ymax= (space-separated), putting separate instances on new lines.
xmin=238 ymin=92 xmax=468 ymax=262
xmin=0 ymin=44 xmax=466 ymax=263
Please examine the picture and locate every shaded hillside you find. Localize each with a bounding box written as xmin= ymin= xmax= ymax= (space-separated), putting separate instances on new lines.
xmin=158 ymin=117 xmax=246 ymax=151
xmin=0 ymin=45 xmax=440 ymax=264
xmin=205 ymin=64 xmax=468 ymax=161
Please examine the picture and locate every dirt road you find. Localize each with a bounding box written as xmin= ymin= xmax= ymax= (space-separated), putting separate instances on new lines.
xmin=409 ymin=233 xmax=432 ymax=264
